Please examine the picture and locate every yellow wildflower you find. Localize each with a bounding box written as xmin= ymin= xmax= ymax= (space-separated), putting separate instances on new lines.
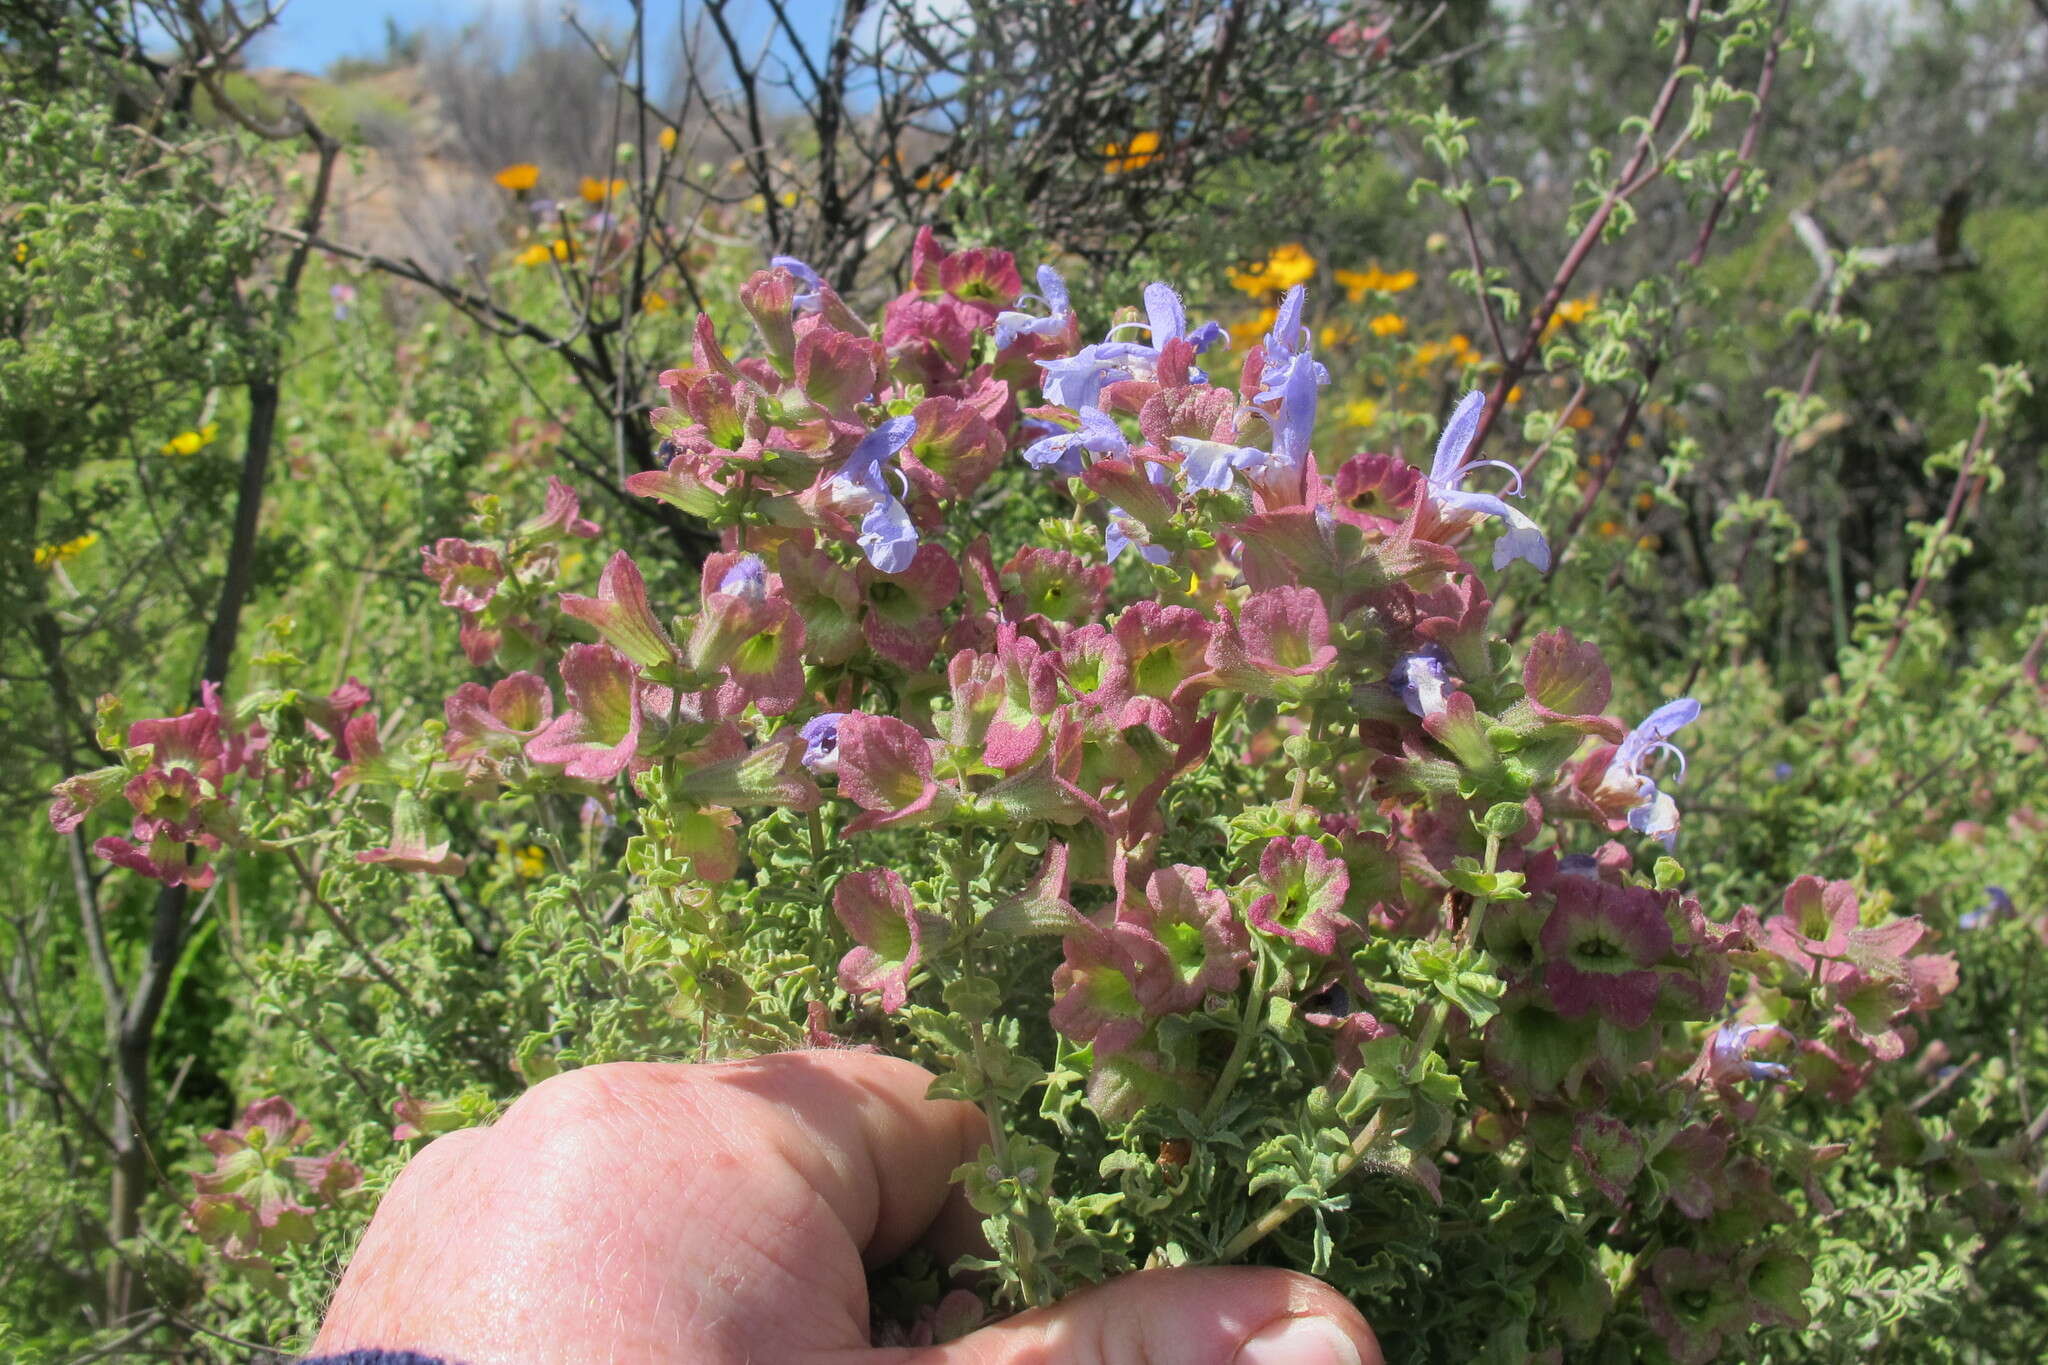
xmin=1367 ymin=312 xmax=1406 ymax=338
xmin=159 ymin=422 xmax=218 ymax=456
xmin=494 ymin=163 xmax=540 ymax=191
xmin=1102 ymin=130 xmax=1162 ymax=174
xmin=1507 ymin=385 xmax=1524 ymax=403
xmin=1264 ymin=243 xmax=1317 ymax=289
xmin=1597 ymin=519 xmax=1621 ymax=538
xmin=1343 ymin=398 xmax=1380 ymax=428
xmin=1543 ymin=294 xmax=1599 ymax=336
xmin=1566 ymin=407 xmax=1594 ymax=430
xmin=1319 ymin=322 xmax=1357 ymax=349
xmin=12 ymin=242 xmax=26 ymax=264
xmin=34 ymin=532 xmax=98 ymax=568
xmin=1332 ymin=264 xmax=1418 ymax=301
xmin=1634 ymin=491 xmax=1655 ymax=511
xmin=1229 ymin=242 xmax=1317 ymax=297
xmin=512 ymin=844 xmax=546 ymax=879
xmin=1229 ymin=306 xmax=1279 ymax=349
xmin=744 ymin=194 xmax=767 ymax=214
xmin=515 ymin=243 xmax=552 ymax=268
xmin=915 ymin=168 xmax=958 ymax=192
xmin=658 ymin=126 xmax=678 ymax=153
xmin=550 ymin=238 xmax=574 ymax=262
xmin=1636 ymin=533 xmax=1661 ymax=552
xmin=580 ymin=176 xmax=627 ymax=204
xmin=641 ymin=291 xmax=670 ymax=312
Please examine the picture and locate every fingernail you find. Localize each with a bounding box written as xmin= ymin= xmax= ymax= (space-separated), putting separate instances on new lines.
xmin=1235 ymin=1314 xmax=1363 ymax=1365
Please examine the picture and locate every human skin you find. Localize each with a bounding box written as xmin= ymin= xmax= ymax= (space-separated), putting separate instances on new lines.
xmin=312 ymin=1052 xmax=1381 ymax=1365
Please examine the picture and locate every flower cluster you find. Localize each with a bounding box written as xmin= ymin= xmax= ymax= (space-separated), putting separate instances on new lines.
xmin=186 ymin=1098 xmax=362 ymax=1291
xmin=52 ymin=227 xmax=1975 ymax=1358
xmin=49 ymin=684 xmax=270 ymax=888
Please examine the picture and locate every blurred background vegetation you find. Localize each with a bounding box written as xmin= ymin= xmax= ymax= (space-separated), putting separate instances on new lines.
xmin=3 ymin=0 xmax=2045 ymax=1358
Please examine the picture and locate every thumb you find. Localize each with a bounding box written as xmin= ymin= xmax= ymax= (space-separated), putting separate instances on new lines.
xmin=883 ymin=1266 xmax=1380 ymax=1365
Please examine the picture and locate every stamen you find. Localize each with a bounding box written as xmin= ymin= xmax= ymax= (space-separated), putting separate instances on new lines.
xmin=1457 ymin=457 xmax=1526 ymax=497
xmin=1646 ymin=740 xmax=1689 ymax=783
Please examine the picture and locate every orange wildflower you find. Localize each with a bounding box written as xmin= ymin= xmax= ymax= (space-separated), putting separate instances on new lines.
xmin=1102 ymin=130 xmax=1162 ymax=174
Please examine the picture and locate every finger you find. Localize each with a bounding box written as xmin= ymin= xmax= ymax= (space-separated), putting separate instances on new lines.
xmin=866 ymin=1267 xmax=1381 ymax=1365
xmin=313 ymin=1053 xmax=987 ymax=1365
xmin=686 ymin=1048 xmax=989 ymax=1268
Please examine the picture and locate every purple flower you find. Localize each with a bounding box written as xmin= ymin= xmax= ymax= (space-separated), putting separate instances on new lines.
xmin=1170 ymin=436 xmax=1273 ymax=492
xmin=1596 ymin=698 xmax=1700 ymax=848
xmin=1038 ymin=343 xmax=1135 ymax=410
xmin=994 ymin=264 xmax=1072 ymax=350
xmin=1105 ymin=461 xmax=1172 ymax=565
xmin=1256 ymin=285 xmax=1332 ymax=397
xmin=770 ymin=254 xmax=826 ymax=312
xmin=1709 ymin=1022 xmax=1791 ymax=1083
xmin=1959 ymin=884 xmax=2014 ymax=930
xmin=828 ymin=416 xmax=921 ymax=573
xmin=530 ymin=198 xmax=559 ymax=219
xmin=1094 ymin=282 xmax=1221 ymax=383
xmin=799 ymin=712 xmax=846 ymax=776
xmin=1428 ymin=390 xmax=1549 ymax=571
xmin=718 ymin=553 xmax=769 ymax=600
xmin=329 ymin=282 xmax=357 ymax=320
xmin=1023 ymin=405 xmax=1128 ymax=476
xmin=1270 ymin=341 xmax=1323 ymax=477
xmin=1395 ymin=649 xmax=1452 ymax=718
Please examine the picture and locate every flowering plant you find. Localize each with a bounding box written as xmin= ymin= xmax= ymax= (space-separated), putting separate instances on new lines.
xmin=48 ymin=227 xmax=2017 ymax=1362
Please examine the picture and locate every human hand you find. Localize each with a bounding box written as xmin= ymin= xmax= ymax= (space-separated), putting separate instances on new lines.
xmin=311 ymin=1053 xmax=1380 ymax=1364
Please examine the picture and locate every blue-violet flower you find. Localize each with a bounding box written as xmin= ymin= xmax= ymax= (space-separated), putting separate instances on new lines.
xmin=1428 ymin=390 xmax=1550 ymax=572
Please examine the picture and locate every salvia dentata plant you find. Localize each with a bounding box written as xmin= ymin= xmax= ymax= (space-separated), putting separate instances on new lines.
xmin=52 ymin=226 xmax=1988 ymax=1362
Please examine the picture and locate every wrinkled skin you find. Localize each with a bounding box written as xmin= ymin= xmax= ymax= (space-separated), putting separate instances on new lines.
xmin=313 ymin=1053 xmax=1379 ymax=1365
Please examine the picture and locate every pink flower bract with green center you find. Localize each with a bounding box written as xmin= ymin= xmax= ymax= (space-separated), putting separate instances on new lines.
xmin=1113 ymin=863 xmax=1250 ymax=1014
xmin=1246 ymin=835 xmax=1352 ymax=955
xmin=525 ymin=643 xmax=644 ymax=783
xmin=1049 ymin=926 xmax=1150 ymax=1056
xmin=1537 ymin=874 xmax=1674 ymax=1028
xmin=832 ymin=867 xmax=934 ymax=1013
xmin=836 ymin=712 xmax=953 ymax=833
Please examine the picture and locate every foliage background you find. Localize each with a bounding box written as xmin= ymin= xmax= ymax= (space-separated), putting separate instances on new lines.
xmin=3 ymin=0 xmax=2045 ymax=1359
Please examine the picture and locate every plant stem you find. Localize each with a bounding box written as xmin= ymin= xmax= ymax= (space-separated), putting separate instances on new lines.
xmin=1199 ymin=948 xmax=1269 ymax=1128
xmin=1404 ymin=832 xmax=1501 ymax=1081
xmin=1288 ymin=706 xmax=1327 ymax=811
xmin=280 ymin=844 xmax=421 ymax=1014
xmin=1216 ymin=1109 xmax=1388 ymax=1262
xmin=947 ymin=832 xmax=1051 ymax=1308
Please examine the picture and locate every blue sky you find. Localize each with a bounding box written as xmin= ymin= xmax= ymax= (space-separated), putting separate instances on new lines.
xmin=239 ymin=0 xmax=838 ymax=76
